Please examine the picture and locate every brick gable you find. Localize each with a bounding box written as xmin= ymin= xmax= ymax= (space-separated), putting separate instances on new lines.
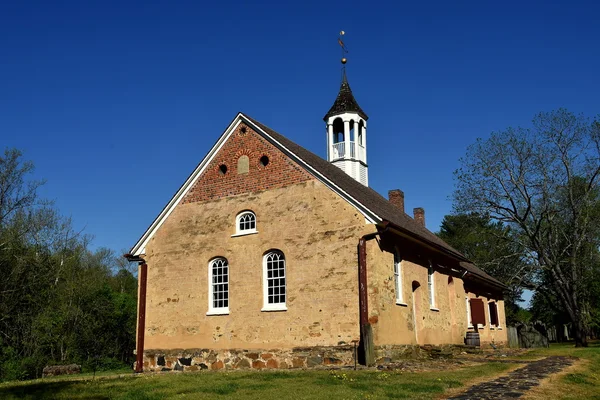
xmin=182 ymin=123 xmax=314 ymax=204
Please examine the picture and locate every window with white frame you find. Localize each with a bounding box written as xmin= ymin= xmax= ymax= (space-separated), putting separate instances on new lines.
xmin=394 ymin=250 xmax=405 ymax=304
xmin=428 ymin=263 xmax=436 ymax=309
xmin=263 ymin=250 xmax=286 ymax=311
xmin=235 ymin=211 xmax=257 ymax=235
xmin=466 ymin=297 xmax=473 ymax=328
xmin=488 ymin=301 xmax=499 ymax=328
xmin=208 ymin=258 xmax=229 ymax=315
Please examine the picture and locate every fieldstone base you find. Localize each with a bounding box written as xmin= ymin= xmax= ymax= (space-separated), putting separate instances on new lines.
xmin=374 ymin=342 xmax=508 ymax=364
xmin=143 ymin=345 xmax=355 ymax=372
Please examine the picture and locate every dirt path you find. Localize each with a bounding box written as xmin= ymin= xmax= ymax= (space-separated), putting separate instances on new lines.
xmin=446 ymin=356 xmax=575 ymax=400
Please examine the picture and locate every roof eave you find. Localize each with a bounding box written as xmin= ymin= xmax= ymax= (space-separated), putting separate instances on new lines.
xmin=382 ymin=220 xmax=507 ymax=291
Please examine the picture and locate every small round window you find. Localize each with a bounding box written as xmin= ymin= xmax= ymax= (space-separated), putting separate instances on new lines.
xmin=260 ymin=155 xmax=269 ymax=167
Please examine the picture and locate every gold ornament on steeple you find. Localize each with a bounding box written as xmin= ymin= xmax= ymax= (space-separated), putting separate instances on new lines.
xmin=338 ymin=30 xmax=348 ymax=65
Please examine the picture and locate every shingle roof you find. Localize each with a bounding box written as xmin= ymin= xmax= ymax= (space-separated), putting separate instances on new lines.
xmin=323 ymin=70 xmax=368 ymax=121
xmin=245 ymin=115 xmax=506 ymax=290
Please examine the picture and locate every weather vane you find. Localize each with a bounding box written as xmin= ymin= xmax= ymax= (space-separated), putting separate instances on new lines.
xmin=338 ymin=30 xmax=348 ymax=65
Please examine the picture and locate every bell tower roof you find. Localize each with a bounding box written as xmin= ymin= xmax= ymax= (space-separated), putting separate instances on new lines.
xmin=323 ymin=69 xmax=368 ymax=121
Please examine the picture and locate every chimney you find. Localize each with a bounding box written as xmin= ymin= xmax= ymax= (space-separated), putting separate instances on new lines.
xmin=413 ymin=207 xmax=425 ymax=228
xmin=388 ymin=189 xmax=405 ymax=213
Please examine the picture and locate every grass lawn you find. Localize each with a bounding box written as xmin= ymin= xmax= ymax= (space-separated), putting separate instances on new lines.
xmin=0 ymin=342 xmax=597 ymax=400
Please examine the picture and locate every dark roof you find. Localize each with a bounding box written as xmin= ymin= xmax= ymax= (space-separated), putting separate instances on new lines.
xmin=245 ymin=115 xmax=506 ymax=290
xmin=323 ymin=70 xmax=368 ymax=121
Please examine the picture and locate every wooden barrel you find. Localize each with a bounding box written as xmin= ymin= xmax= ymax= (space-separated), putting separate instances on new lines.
xmin=465 ymin=332 xmax=481 ymax=347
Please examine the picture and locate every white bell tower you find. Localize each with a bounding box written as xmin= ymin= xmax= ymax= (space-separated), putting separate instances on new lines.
xmin=324 ymin=37 xmax=369 ymax=186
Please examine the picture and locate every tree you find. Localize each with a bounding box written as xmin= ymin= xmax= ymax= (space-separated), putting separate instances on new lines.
xmin=453 ymin=109 xmax=600 ymax=347
xmin=0 ymin=149 xmax=138 ymax=380
xmin=437 ymin=213 xmax=527 ymax=324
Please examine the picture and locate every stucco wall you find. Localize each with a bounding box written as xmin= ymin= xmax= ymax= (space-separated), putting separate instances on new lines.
xmin=367 ymin=242 xmax=461 ymax=346
xmin=142 ymin=179 xmax=370 ymax=351
xmin=365 ymin=238 xmax=507 ymax=347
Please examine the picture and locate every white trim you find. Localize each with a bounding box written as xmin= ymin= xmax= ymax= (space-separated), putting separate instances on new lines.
xmin=231 ymin=231 xmax=259 ymax=238
xmin=235 ymin=210 xmax=257 ymax=235
xmin=488 ymin=301 xmax=500 ymax=329
xmin=263 ymin=250 xmax=287 ymax=311
xmin=206 ymin=310 xmax=230 ymax=316
xmin=428 ymin=262 xmax=435 ymax=308
xmin=394 ymin=249 xmax=404 ymax=304
xmin=261 ymin=305 xmax=288 ymax=312
xmin=466 ymin=297 xmax=473 ymax=328
xmin=208 ymin=257 xmax=229 ymax=315
xmin=129 ymin=113 xmax=381 ymax=256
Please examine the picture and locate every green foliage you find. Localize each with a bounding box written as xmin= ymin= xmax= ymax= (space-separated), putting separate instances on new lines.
xmin=436 ymin=213 xmax=526 ymax=324
xmin=0 ymin=148 xmax=137 ymax=381
xmin=452 ymin=109 xmax=600 ymax=346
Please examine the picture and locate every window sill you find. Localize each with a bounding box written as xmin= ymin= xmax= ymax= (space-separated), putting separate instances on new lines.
xmin=261 ymin=305 xmax=287 ymax=312
xmin=429 ymin=307 xmax=439 ymax=312
xmin=231 ymin=230 xmax=258 ymax=238
xmin=396 ymin=302 xmax=408 ymax=307
xmin=206 ymin=310 xmax=229 ymax=316
xmin=497 ymin=327 xmax=503 ymax=330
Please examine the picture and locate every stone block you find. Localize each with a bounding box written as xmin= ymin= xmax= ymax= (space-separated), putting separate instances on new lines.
xmin=179 ymin=357 xmax=192 ymax=366
xmin=307 ymin=356 xmax=322 ymax=367
xmin=323 ymin=357 xmax=342 ymax=365
xmin=266 ymin=359 xmax=278 ymax=368
xmin=292 ymin=357 xmax=306 ymax=368
xmin=211 ymin=360 xmax=224 ymax=370
xmin=252 ymin=360 xmax=266 ymax=369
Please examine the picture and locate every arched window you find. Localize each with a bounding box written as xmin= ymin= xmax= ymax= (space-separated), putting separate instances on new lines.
xmin=358 ymin=120 xmax=365 ymax=146
xmin=394 ymin=250 xmax=405 ymax=305
xmin=332 ymin=118 xmax=344 ymax=143
xmin=207 ymin=257 xmax=229 ymax=315
xmin=262 ymin=250 xmax=287 ymax=311
xmin=235 ymin=211 xmax=257 ymax=235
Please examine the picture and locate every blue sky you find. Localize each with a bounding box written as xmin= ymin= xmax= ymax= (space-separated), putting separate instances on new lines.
xmin=1 ymin=0 xmax=599 ymax=260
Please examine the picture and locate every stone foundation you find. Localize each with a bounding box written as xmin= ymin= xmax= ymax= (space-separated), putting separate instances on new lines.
xmin=142 ymin=341 xmax=510 ymax=372
xmin=374 ymin=342 xmax=509 ymax=363
xmin=143 ymin=345 xmax=356 ymax=372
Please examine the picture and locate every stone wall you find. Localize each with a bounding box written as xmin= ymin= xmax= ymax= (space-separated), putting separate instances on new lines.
xmin=143 ymin=346 xmax=355 ymax=371
xmin=142 ymin=171 xmax=370 ymax=351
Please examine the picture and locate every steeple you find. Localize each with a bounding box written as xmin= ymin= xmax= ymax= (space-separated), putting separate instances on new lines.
xmin=323 ymin=70 xmax=368 ymax=122
xmin=324 ymin=31 xmax=369 ymax=186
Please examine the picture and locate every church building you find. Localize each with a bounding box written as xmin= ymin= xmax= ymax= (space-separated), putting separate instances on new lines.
xmin=126 ymin=55 xmax=508 ymax=372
